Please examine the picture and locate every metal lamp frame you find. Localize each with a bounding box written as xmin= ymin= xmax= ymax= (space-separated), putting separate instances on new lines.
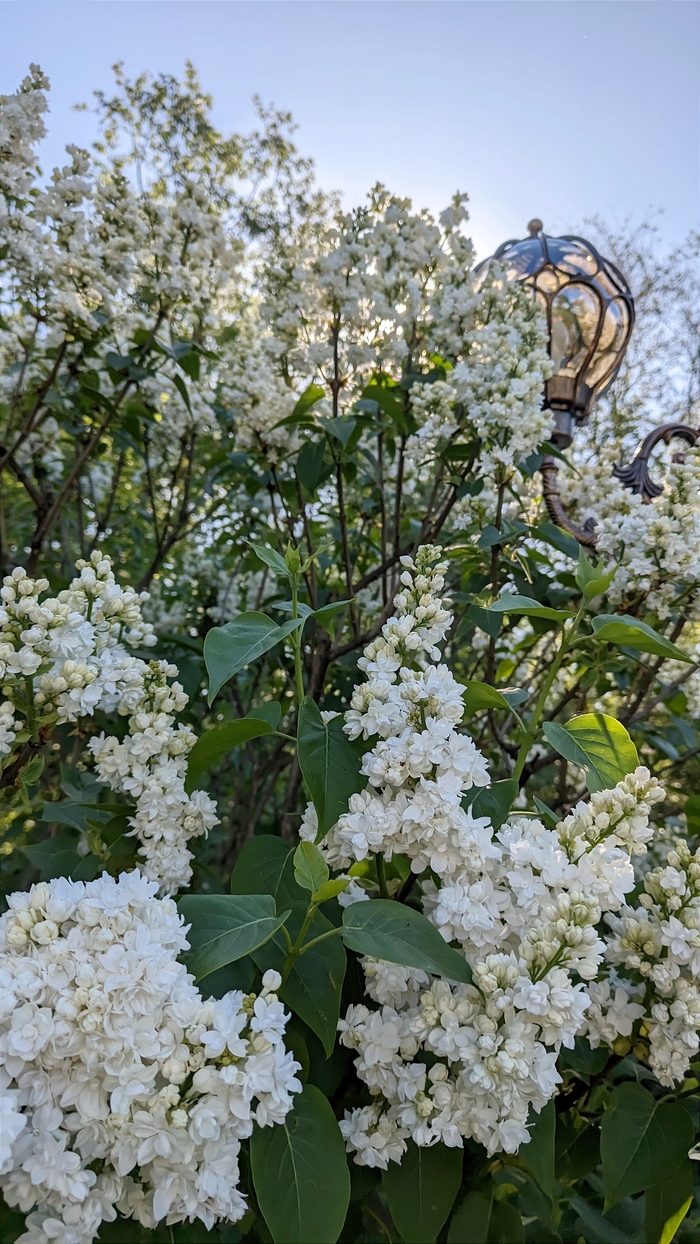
xmin=483 ymin=222 xmax=697 ymax=546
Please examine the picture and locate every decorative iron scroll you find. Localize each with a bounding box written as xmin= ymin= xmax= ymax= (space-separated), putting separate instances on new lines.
xmin=612 ymin=422 xmax=699 ymax=501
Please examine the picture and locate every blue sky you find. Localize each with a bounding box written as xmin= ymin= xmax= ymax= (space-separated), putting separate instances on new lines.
xmin=2 ymin=1 xmax=699 ymax=259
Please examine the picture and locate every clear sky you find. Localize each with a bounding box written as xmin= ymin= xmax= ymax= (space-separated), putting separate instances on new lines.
xmin=2 ymin=0 xmax=699 ymax=259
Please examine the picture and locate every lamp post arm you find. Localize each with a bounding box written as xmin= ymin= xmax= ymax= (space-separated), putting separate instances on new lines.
xmin=540 ymin=455 xmax=599 ymax=547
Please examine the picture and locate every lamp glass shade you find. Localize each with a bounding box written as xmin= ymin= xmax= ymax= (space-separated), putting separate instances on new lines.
xmin=474 ymin=228 xmax=634 ymax=425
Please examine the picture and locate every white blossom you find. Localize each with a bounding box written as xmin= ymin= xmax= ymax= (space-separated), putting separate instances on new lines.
xmin=0 ymin=872 xmax=301 ymax=1243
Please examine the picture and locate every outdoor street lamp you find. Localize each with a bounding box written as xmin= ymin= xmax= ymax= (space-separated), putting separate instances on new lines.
xmin=476 ymin=221 xmax=698 ymax=545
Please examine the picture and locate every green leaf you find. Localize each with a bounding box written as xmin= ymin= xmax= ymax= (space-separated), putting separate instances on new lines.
xmin=296 ymin=438 xmax=328 ymax=495
xmin=462 ymin=681 xmax=513 ymax=715
xmin=659 ymin=1199 xmax=693 ymax=1244
xmin=41 ymin=800 xmax=123 ymax=830
xmin=570 ymin=1198 xmax=633 ymax=1244
xmin=468 ymin=779 xmax=517 ymax=830
xmin=252 ymin=906 xmax=346 ymax=1054
xmin=177 ymin=894 xmax=290 ymax=981
xmin=251 ymin=1083 xmax=350 ymax=1244
xmin=249 ymin=542 xmax=290 ymax=579
xmin=312 ymin=878 xmax=349 ymax=904
xmin=361 ymin=383 xmax=407 ymax=431
xmin=447 ymin=1192 xmax=492 ymax=1244
xmin=601 ymin=1082 xmax=695 ymax=1208
xmin=533 ymin=796 xmax=559 ymax=829
xmin=487 ymin=1202 xmax=524 ymax=1244
xmin=319 ymin=415 xmax=356 ymax=447
xmin=467 ymin=604 xmax=502 ymax=639
xmin=341 ymin=899 xmax=472 ymax=984
xmin=524 ymin=1100 xmax=556 ymax=1200
xmin=532 ymin=521 xmax=581 ymax=561
xmin=311 ymin=599 xmax=353 ymax=639
xmin=177 ymin=348 xmax=201 ymax=381
xmin=383 ymin=1141 xmax=462 ymax=1243
xmin=204 ymin=612 xmax=304 ymax=704
xmin=485 ymin=593 xmax=573 ymax=623
xmin=230 ymin=835 xmax=305 ymax=910
xmin=22 ymin=836 xmax=100 ymax=882
xmin=645 ymin=1160 xmax=694 ymax=1244
xmin=185 ymin=715 xmax=277 ymax=789
xmin=246 ymin=701 xmax=283 ymax=729
xmin=292 ymin=382 xmax=326 ymax=420
xmin=591 ymin=615 xmax=693 ymax=663
xmin=172 ymin=372 xmax=192 ymax=413
xmin=555 ymin=1117 xmax=600 ymax=1181
xmin=297 ymin=697 xmax=366 ymax=838
xmin=293 ymin=841 xmax=329 ymax=894
xmin=575 ymin=547 xmax=616 ymax=600
xmin=477 ymin=525 xmax=503 ymax=550
xmin=543 ymin=712 xmax=639 ymax=793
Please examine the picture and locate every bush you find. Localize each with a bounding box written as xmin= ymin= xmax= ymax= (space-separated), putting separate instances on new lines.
xmin=1 ymin=65 xmax=698 ymax=1244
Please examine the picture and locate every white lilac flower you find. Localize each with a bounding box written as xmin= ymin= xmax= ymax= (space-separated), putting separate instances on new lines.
xmin=0 ymin=871 xmax=302 ymax=1244
xmin=0 ymin=549 xmax=219 ymax=894
xmin=328 ymin=548 xmax=691 ymax=1164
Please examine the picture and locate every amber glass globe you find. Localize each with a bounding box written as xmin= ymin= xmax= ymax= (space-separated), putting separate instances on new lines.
xmin=474 ymin=221 xmax=635 ymax=446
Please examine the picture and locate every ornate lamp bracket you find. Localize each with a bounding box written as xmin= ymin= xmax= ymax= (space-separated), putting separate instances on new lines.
xmin=612 ymin=422 xmax=699 ymax=501
xmin=541 ymin=422 xmax=699 ymax=548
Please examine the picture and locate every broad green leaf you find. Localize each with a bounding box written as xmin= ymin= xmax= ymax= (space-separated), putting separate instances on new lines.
xmin=186 ymin=715 xmax=277 ymax=789
xmin=41 ymin=800 xmax=124 ymax=830
xmin=297 ymin=697 xmax=366 ymax=838
xmin=532 ymin=521 xmax=580 ymax=560
xmin=341 ymin=899 xmax=472 ymax=984
xmin=251 ymin=1084 xmax=350 ymax=1244
xmin=555 ymin=1117 xmax=600 ymax=1181
xmin=468 ymin=779 xmax=518 ymax=830
xmin=467 ymin=603 xmax=502 ymax=639
xmin=311 ymin=599 xmax=353 ymax=638
xmin=524 ymin=1100 xmax=556 ymax=1200
xmin=249 ymin=541 xmax=290 ymax=579
xmin=247 ymin=700 xmax=283 ymax=729
xmin=252 ymin=906 xmax=346 ymax=1054
xmin=478 ymin=520 xmax=527 ymax=551
xmin=292 ymin=382 xmax=326 ymax=420
xmin=204 ymin=612 xmax=303 ymax=704
xmin=293 ymin=841 xmax=329 ymax=893
xmin=462 ymin=681 xmax=513 ymax=714
xmin=543 ymin=713 xmax=639 ymax=793
xmin=591 ymin=615 xmax=693 ymax=663
xmin=645 ymin=1161 xmax=694 ymax=1244
xmin=487 ymin=1202 xmax=524 ymax=1244
xmin=477 ymin=524 xmax=504 ymax=550
xmin=383 ymin=1141 xmax=462 ymax=1243
xmin=447 ymin=1192 xmax=492 ymax=1244
xmin=230 ymin=835 xmax=305 ymax=910
xmin=601 ymin=1082 xmax=695 ymax=1208
xmin=485 ymin=593 xmax=573 ymax=623
xmin=319 ymin=415 xmax=356 ymax=446
xmin=570 ymin=1197 xmax=633 ymax=1244
xmin=177 ymin=894 xmax=290 ymax=981
xmin=361 ymin=382 xmax=407 ymax=431
xmin=296 ymin=438 xmax=328 ymax=495
xmin=23 ymin=836 xmax=100 ymax=882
